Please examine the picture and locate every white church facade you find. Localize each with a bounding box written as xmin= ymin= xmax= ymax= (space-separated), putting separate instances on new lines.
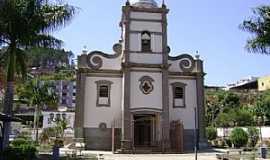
xmin=75 ymin=0 xmax=207 ymax=152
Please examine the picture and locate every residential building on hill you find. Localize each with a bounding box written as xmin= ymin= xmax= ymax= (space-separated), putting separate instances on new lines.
xmin=54 ymin=80 xmax=76 ymax=110
xmin=226 ymin=76 xmax=258 ymax=91
xmin=258 ymin=75 xmax=270 ymax=91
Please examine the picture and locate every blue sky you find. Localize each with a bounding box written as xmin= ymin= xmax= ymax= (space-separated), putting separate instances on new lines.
xmin=54 ymin=0 xmax=270 ymax=86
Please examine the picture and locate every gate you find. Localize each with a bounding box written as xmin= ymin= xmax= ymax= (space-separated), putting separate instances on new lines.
xmin=170 ymin=120 xmax=184 ymax=153
xmin=112 ymin=119 xmax=121 ymax=153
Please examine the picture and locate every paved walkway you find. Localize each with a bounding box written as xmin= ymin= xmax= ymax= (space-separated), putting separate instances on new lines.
xmin=80 ymin=151 xmax=219 ymax=160
xmin=102 ymin=153 xmax=218 ymax=160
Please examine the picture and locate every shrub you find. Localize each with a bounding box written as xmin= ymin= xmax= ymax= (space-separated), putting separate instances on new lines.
xmin=206 ymin=127 xmax=217 ymax=141
xmin=1 ymin=137 xmax=37 ymax=160
xmin=11 ymin=138 xmax=29 ymax=147
xmin=230 ymin=128 xmax=248 ymax=148
xmin=247 ymin=127 xmax=259 ymax=148
xmin=225 ymin=138 xmax=232 ymax=147
xmin=1 ymin=145 xmax=37 ymax=160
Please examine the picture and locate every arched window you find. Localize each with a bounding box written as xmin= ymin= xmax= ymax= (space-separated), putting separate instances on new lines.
xmin=141 ymin=31 xmax=151 ymax=52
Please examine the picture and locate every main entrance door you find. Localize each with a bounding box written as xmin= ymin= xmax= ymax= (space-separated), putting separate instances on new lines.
xmin=133 ymin=115 xmax=155 ymax=147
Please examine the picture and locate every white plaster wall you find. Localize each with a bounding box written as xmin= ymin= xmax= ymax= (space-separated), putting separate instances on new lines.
xmin=151 ymin=34 xmax=163 ymax=52
xmin=130 ymin=21 xmax=162 ymax=32
xmin=169 ymin=79 xmax=197 ymax=129
xmin=129 ymin=33 xmax=141 ymax=52
xmin=83 ymin=77 xmax=122 ymax=128
xmin=102 ymin=56 xmax=122 ymax=70
xmin=130 ymin=53 xmax=163 ymax=64
xmin=217 ymin=127 xmax=270 ymax=138
xmin=130 ymin=12 xmax=162 ymax=20
xmin=130 ymin=72 xmax=162 ymax=110
xmin=168 ymin=60 xmax=182 ymax=72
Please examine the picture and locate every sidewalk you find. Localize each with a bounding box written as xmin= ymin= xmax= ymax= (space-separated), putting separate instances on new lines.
xmin=81 ymin=150 xmax=218 ymax=160
xmin=102 ymin=153 xmax=218 ymax=160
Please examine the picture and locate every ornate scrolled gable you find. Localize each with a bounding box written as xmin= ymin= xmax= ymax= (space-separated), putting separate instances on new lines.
xmin=87 ymin=43 xmax=122 ymax=70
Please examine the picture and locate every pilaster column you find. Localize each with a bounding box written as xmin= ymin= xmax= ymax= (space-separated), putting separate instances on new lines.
xmin=75 ymin=72 xmax=86 ymax=138
xmin=121 ymin=67 xmax=132 ymax=150
xmin=196 ymin=60 xmax=208 ymax=149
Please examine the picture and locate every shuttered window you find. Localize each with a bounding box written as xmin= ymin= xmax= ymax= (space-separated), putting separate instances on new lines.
xmin=99 ymin=85 xmax=109 ymax=98
xmin=174 ymin=87 xmax=184 ymax=99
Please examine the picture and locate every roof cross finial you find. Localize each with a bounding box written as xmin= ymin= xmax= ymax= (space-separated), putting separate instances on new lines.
xmin=126 ymin=0 xmax=130 ymax=6
xmin=162 ymin=0 xmax=166 ymax=8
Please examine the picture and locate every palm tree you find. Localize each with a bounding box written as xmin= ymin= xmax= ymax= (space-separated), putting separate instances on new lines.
xmin=0 ymin=0 xmax=76 ymax=148
xmin=240 ymin=6 xmax=270 ymax=54
xmin=17 ymin=79 xmax=58 ymax=143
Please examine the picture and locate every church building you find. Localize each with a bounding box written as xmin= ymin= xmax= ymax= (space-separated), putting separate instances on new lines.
xmin=75 ymin=0 xmax=207 ymax=152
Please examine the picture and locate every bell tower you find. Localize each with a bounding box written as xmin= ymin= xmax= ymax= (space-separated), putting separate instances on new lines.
xmin=120 ymin=0 xmax=171 ymax=151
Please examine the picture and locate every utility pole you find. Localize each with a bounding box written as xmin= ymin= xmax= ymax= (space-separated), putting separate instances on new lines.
xmin=194 ymin=107 xmax=198 ymax=160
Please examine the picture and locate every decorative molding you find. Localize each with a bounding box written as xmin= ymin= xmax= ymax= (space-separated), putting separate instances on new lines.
xmin=169 ymin=72 xmax=199 ymax=77
xmin=99 ymin=122 xmax=107 ymax=131
xmin=129 ymin=6 xmax=169 ymax=13
xmin=78 ymin=68 xmax=122 ymax=74
xmin=130 ymin=18 xmax=163 ymax=23
xmin=95 ymin=80 xmax=113 ymax=107
xmin=88 ymin=54 xmax=103 ymax=70
xmin=123 ymin=62 xmax=164 ymax=69
xmin=130 ymin=107 xmax=163 ymax=113
xmin=169 ymin=76 xmax=197 ymax=80
xmin=139 ymin=76 xmax=154 ymax=95
xmin=129 ymin=50 xmax=163 ymax=54
xmin=130 ymin=30 xmax=163 ymax=35
xmin=130 ymin=69 xmax=162 ymax=73
xmin=87 ymin=43 xmax=122 ymax=70
xmin=166 ymin=46 xmax=171 ymax=54
xmin=171 ymin=82 xmax=187 ymax=87
xmin=86 ymin=74 xmax=123 ymax=78
xmin=171 ymin=82 xmax=187 ymax=108
xmin=169 ymin=54 xmax=195 ymax=72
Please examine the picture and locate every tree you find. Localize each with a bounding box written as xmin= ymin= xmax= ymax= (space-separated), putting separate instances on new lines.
xmin=240 ymin=6 xmax=270 ymax=54
xmin=221 ymin=92 xmax=240 ymax=112
xmin=17 ymin=79 xmax=58 ymax=143
xmin=215 ymin=112 xmax=232 ymax=128
xmin=26 ymin=47 xmax=74 ymax=69
xmin=230 ymin=108 xmax=254 ymax=127
xmin=206 ymin=90 xmax=241 ymax=126
xmin=0 ymin=0 xmax=75 ymax=148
